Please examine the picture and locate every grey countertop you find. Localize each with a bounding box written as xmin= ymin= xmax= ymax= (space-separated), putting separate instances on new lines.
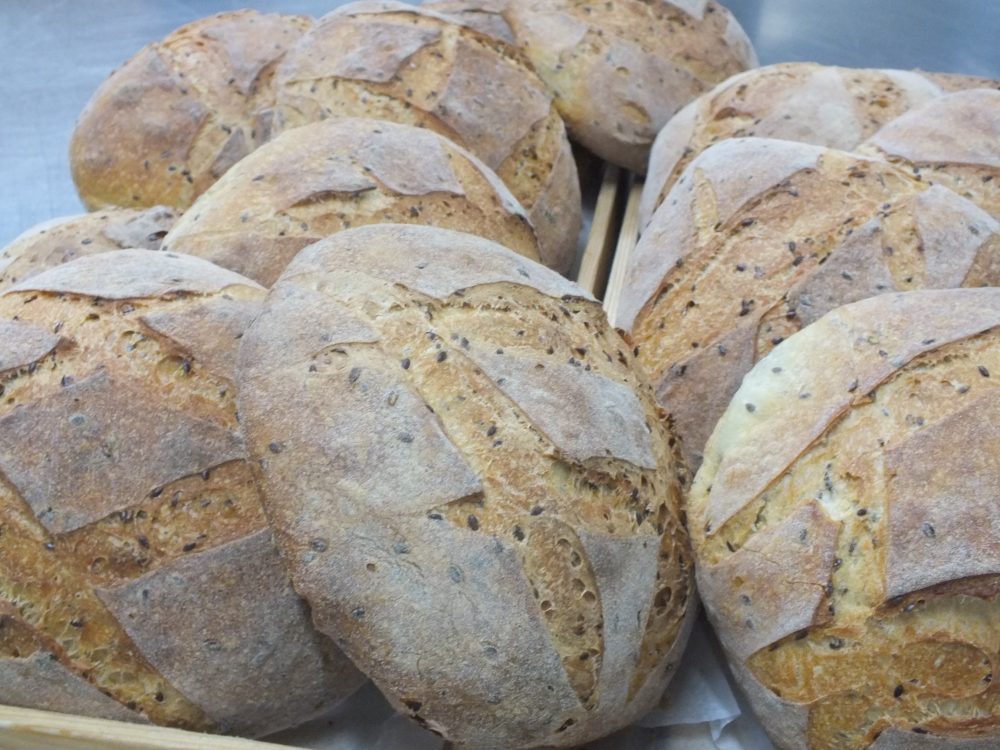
xmin=1 ymin=0 xmax=998 ymax=246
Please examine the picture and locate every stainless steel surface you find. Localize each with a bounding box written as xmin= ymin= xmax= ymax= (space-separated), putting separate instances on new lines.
xmin=2 ymin=0 xmax=999 ymax=246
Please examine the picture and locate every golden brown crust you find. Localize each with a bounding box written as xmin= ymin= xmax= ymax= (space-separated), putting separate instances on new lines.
xmin=237 ymin=224 xmax=692 ymax=748
xmin=690 ymin=289 xmax=1000 ymax=750
xmin=503 ymin=0 xmax=757 ymax=172
xmin=858 ymin=89 xmax=1000 ymax=220
xmin=273 ymin=2 xmax=581 ymax=272
xmin=0 ymin=250 xmax=364 ymax=734
xmin=0 ymin=207 xmax=178 ymax=292
xmin=163 ymin=118 xmax=541 ymax=285
xmin=70 ymin=11 xmax=312 ymax=211
xmin=637 ymin=63 xmax=1000 ymax=227
xmin=621 ymin=139 xmax=1000 ymax=472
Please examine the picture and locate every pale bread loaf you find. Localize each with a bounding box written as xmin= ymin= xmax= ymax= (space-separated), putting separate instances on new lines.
xmin=503 ymin=0 xmax=757 ymax=172
xmin=163 ymin=118 xmax=540 ymax=285
xmin=70 ymin=11 xmax=311 ymax=211
xmin=619 ymin=138 xmax=1000 ymax=472
xmin=690 ymin=289 xmax=1000 ymax=749
xmin=640 ymin=63 xmax=1000 ymax=227
xmin=236 ymin=224 xmax=694 ymax=749
xmin=0 ymin=250 xmax=364 ymax=734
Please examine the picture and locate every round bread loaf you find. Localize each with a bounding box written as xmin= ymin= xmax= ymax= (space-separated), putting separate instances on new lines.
xmin=618 ymin=138 xmax=1000 ymax=472
xmin=236 ymin=224 xmax=694 ymax=749
xmin=858 ymin=89 xmax=1000 ymax=220
xmin=0 ymin=207 xmax=177 ymax=292
xmin=503 ymin=0 xmax=757 ymax=173
xmin=639 ymin=63 xmax=1000 ymax=228
xmin=162 ymin=118 xmax=540 ymax=286
xmin=422 ymin=0 xmax=515 ymax=43
xmin=273 ymin=1 xmax=581 ymax=273
xmin=70 ymin=10 xmax=312 ymax=211
xmin=0 ymin=250 xmax=364 ymax=734
xmin=689 ymin=288 xmax=1000 ymax=750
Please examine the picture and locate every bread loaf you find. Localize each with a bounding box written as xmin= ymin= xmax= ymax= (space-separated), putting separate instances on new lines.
xmin=689 ymin=288 xmax=1000 ymax=750
xmin=162 ymin=118 xmax=540 ymax=286
xmin=273 ymin=1 xmax=581 ymax=273
xmin=618 ymin=138 xmax=1000 ymax=471
xmin=503 ymin=0 xmax=757 ymax=173
xmin=0 ymin=207 xmax=177 ymax=292
xmin=0 ymin=250 xmax=364 ymax=734
xmin=639 ymin=63 xmax=1000 ymax=227
xmin=236 ymin=224 xmax=694 ymax=749
xmin=422 ymin=0 xmax=515 ymax=43
xmin=858 ymin=88 xmax=1000 ymax=220
xmin=70 ymin=11 xmax=312 ymax=211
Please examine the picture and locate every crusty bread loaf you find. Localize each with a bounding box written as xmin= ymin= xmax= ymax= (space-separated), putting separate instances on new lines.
xmin=422 ymin=0 xmax=515 ymax=43
xmin=858 ymin=89 xmax=1000 ymax=220
xmin=162 ymin=118 xmax=540 ymax=286
xmin=0 ymin=207 xmax=177 ymax=292
xmin=273 ymin=1 xmax=581 ymax=273
xmin=236 ymin=224 xmax=694 ymax=749
xmin=503 ymin=0 xmax=757 ymax=173
xmin=689 ymin=288 xmax=1000 ymax=750
xmin=618 ymin=138 xmax=1000 ymax=472
xmin=639 ymin=63 xmax=1000 ymax=228
xmin=0 ymin=250 xmax=364 ymax=734
xmin=70 ymin=11 xmax=312 ymax=211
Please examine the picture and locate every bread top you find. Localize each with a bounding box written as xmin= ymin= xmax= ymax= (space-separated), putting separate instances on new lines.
xmin=0 ymin=207 xmax=178 ymax=292
xmin=422 ymin=0 xmax=515 ymax=43
xmin=689 ymin=289 xmax=1000 ymax=749
xmin=858 ymin=88 xmax=1000 ymax=220
xmin=162 ymin=117 xmax=541 ymax=286
xmin=236 ymin=223 xmax=693 ymax=748
xmin=504 ymin=0 xmax=757 ymax=172
xmin=620 ymin=137 xmax=1000 ymax=472
xmin=70 ymin=10 xmax=312 ymax=211
xmin=0 ymin=250 xmax=363 ymax=734
xmin=639 ymin=63 xmax=1000 ymax=228
xmin=272 ymin=1 xmax=581 ymax=272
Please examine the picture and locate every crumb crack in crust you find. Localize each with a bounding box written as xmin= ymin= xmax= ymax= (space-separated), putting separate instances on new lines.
xmin=0 ymin=249 xmax=363 ymax=735
xmin=237 ymin=224 xmax=694 ymax=748
xmin=689 ymin=289 xmax=1000 ymax=750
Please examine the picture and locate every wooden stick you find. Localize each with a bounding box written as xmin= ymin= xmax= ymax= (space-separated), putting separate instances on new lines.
xmin=603 ymin=177 xmax=644 ymax=328
xmin=0 ymin=706 xmax=292 ymax=750
xmin=576 ymin=164 xmax=624 ymax=298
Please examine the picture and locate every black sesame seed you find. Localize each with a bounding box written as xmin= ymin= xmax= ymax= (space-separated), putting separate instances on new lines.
xmin=427 ymin=512 xmax=442 ymax=521
xmin=745 ymin=403 xmax=756 ymax=413
xmin=268 ymin=442 xmax=283 ymax=454
xmin=922 ymin=522 xmax=935 ymax=538
xmin=401 ymin=358 xmax=410 ymax=369
xmin=437 ymin=351 xmax=447 ymax=363
xmin=857 ymin=508 xmax=868 ymax=517
xmin=349 ymin=367 xmax=362 ymax=383
xmin=530 ymin=506 xmax=543 ymax=516
xmin=69 ymin=618 xmax=84 ymax=628
xmin=829 ymin=638 xmax=844 ymax=650
xmin=513 ymin=526 xmax=525 ymax=541
xmin=486 ymin=425 xmax=497 ymax=437
xmin=137 ymin=535 xmax=150 ymax=549
xmin=311 ymin=539 xmax=328 ymax=552
xmin=894 ymin=684 xmax=904 ymax=699
xmin=182 ymin=542 xmax=197 ymax=552
xmin=467 ymin=515 xmax=480 ymax=531
xmin=979 ymin=366 xmax=990 ymax=378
